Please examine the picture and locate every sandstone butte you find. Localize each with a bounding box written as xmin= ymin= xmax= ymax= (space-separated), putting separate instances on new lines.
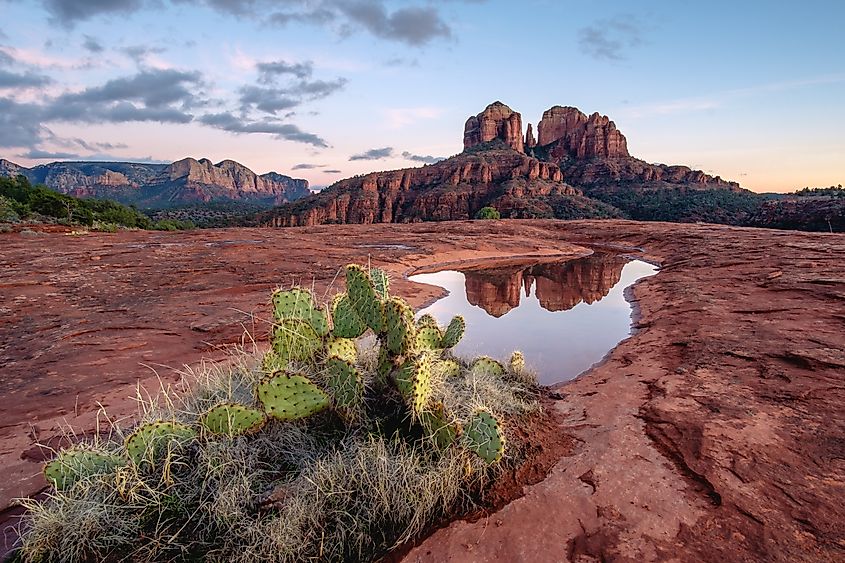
xmin=1 ymin=220 xmax=843 ymax=562
xmin=263 ymin=101 xmax=740 ymax=228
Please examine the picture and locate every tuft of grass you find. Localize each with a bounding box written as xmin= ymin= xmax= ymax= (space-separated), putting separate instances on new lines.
xmin=16 ymin=340 xmax=540 ymax=562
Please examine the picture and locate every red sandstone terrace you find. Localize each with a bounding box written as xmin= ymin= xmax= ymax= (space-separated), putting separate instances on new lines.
xmin=1 ymin=219 xmax=843 ymax=561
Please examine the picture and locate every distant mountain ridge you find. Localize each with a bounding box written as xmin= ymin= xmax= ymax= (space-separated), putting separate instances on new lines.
xmin=0 ymin=157 xmax=310 ymax=209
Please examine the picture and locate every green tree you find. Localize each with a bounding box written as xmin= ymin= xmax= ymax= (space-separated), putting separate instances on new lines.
xmin=475 ymin=206 xmax=501 ymax=220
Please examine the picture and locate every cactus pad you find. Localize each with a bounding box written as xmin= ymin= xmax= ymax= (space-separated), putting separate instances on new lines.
xmin=44 ymin=448 xmax=123 ymax=490
xmin=416 ymin=326 xmax=443 ymax=351
xmin=464 ymin=410 xmax=505 ymax=464
xmin=384 ymin=297 xmax=416 ymax=355
xmin=331 ymin=293 xmax=368 ymax=339
xmin=376 ymin=344 xmax=393 ymax=383
xmin=325 ymin=337 xmax=357 ymax=364
xmin=271 ymin=319 xmax=323 ymax=363
xmin=257 ymin=372 xmax=330 ymax=421
xmin=437 ymin=359 xmax=462 ymax=378
xmin=370 ymin=267 xmax=390 ymax=300
xmin=415 ymin=313 xmax=439 ymax=330
xmin=471 ymin=356 xmax=505 ymax=377
xmin=419 ymin=403 xmax=460 ymax=451
xmin=271 ymin=287 xmax=329 ymax=337
xmin=440 ymin=315 xmax=466 ymax=349
xmin=395 ymin=354 xmax=432 ymax=416
xmin=325 ymin=356 xmax=363 ymax=411
xmin=125 ymin=421 xmax=196 ymax=468
xmin=200 ymin=403 xmax=266 ymax=436
xmin=346 ymin=264 xmax=384 ymax=333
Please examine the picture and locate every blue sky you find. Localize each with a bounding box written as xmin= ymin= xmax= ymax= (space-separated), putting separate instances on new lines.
xmin=0 ymin=0 xmax=842 ymax=191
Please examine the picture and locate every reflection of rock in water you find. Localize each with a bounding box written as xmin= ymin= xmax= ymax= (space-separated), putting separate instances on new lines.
xmin=463 ymin=254 xmax=628 ymax=317
xmin=464 ymin=268 xmax=524 ymax=317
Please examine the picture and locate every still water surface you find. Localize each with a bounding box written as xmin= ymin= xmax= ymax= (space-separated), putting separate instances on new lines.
xmin=408 ymin=254 xmax=657 ymax=385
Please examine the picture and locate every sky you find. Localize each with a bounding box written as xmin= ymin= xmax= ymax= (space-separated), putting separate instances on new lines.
xmin=0 ymin=0 xmax=842 ymax=192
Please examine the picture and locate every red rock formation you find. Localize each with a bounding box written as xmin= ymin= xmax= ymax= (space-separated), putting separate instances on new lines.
xmin=525 ymin=123 xmax=537 ymax=149
xmin=461 ymin=254 xmax=627 ymax=316
xmin=262 ymin=149 xmax=573 ymax=227
xmin=537 ymin=106 xmax=629 ymax=159
xmin=464 ymin=268 xmax=524 ymax=317
xmin=464 ymin=101 xmax=524 ymax=153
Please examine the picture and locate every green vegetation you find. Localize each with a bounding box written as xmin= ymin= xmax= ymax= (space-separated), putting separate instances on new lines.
xmin=795 ymin=184 xmax=845 ymax=198
xmin=585 ymin=185 xmax=764 ymax=225
xmin=475 ymin=206 xmax=501 ymax=220
xmin=19 ymin=264 xmax=540 ymax=562
xmin=0 ymin=175 xmax=193 ymax=231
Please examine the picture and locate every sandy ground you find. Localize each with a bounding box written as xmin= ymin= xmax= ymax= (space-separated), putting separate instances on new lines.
xmin=1 ymin=219 xmax=843 ymax=561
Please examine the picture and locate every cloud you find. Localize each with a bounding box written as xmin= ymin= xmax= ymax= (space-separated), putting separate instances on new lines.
xmin=238 ymin=78 xmax=346 ymax=115
xmin=41 ymin=0 xmax=147 ymax=25
xmin=0 ymin=51 xmax=14 ymax=67
xmin=82 ymin=35 xmax=104 ymax=53
xmin=121 ymin=45 xmax=166 ymax=64
xmin=291 ymin=163 xmax=326 ymax=170
xmin=54 ymin=68 xmax=203 ymax=108
xmin=0 ymin=98 xmax=47 ymax=147
xmin=18 ymin=148 xmax=84 ymax=159
xmin=335 ymin=2 xmax=451 ymax=46
xmin=34 ymin=0 xmax=455 ymax=46
xmin=0 ymin=69 xmax=53 ymax=88
xmin=349 ymin=147 xmax=394 ymax=161
xmin=324 ymin=169 xmax=342 ymax=174
xmin=578 ymin=15 xmax=645 ymax=61
xmin=256 ymin=60 xmax=313 ymax=83
xmin=401 ymin=151 xmax=443 ymax=164
xmin=199 ymin=112 xmax=328 ymax=147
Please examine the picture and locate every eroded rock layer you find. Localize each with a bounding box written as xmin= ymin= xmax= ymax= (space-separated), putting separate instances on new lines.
xmin=263 ymin=149 xmax=572 ymax=227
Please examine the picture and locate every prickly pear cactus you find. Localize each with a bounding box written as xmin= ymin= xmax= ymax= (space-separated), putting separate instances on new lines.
xmin=395 ymin=354 xmax=432 ymax=416
xmin=464 ymin=410 xmax=505 ymax=464
xmin=200 ymin=403 xmax=266 ymax=436
xmin=44 ymin=448 xmax=123 ymax=490
xmin=509 ymin=351 xmax=526 ymax=373
xmin=419 ymin=403 xmax=460 ymax=451
xmin=325 ymin=337 xmax=357 ymax=364
xmin=471 ymin=356 xmax=505 ymax=377
xmin=415 ymin=313 xmax=439 ymax=330
xmin=271 ymin=287 xmax=329 ymax=337
xmin=271 ymin=319 xmax=323 ymax=363
xmin=331 ymin=293 xmax=368 ymax=339
xmin=257 ymin=372 xmax=330 ymax=421
xmin=416 ymin=326 xmax=443 ymax=351
xmin=436 ymin=359 xmax=462 ymax=378
xmin=346 ymin=264 xmax=384 ymax=333
xmin=384 ymin=297 xmax=416 ymax=355
xmin=325 ymin=356 xmax=364 ymax=412
xmin=370 ymin=267 xmax=390 ymax=300
xmin=376 ymin=344 xmax=393 ymax=383
xmin=440 ymin=315 xmax=465 ymax=349
xmin=124 ymin=420 xmax=196 ymax=468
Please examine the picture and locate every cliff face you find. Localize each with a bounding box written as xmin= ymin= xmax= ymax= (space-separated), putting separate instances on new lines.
xmin=262 ymin=149 xmax=573 ymax=227
xmin=464 ymin=101 xmax=524 ymax=153
xmin=537 ymin=106 xmax=629 ymax=159
xmin=0 ymin=158 xmax=310 ymax=209
xmin=530 ymin=105 xmax=740 ymax=191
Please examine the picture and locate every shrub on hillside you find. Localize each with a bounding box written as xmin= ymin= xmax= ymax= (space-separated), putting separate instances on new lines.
xmin=475 ymin=206 xmax=501 ymax=220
